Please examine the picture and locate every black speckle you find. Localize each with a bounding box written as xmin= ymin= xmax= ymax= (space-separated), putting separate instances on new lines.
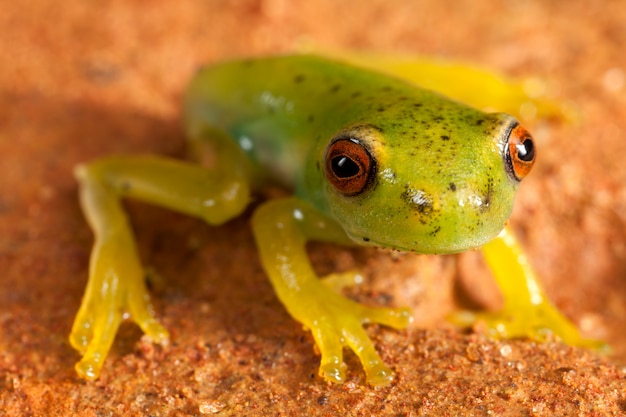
xmin=478 ymin=179 xmax=494 ymax=212
xmin=294 ymin=74 xmax=305 ymax=83
xmin=362 ymin=237 xmax=370 ymax=242
xmin=481 ymin=189 xmax=492 ymax=210
xmin=377 ymin=106 xmax=386 ymax=112
xmin=330 ymin=84 xmax=341 ymax=93
xmin=316 ymin=161 xmax=320 ymax=171
xmin=441 ymin=135 xmax=450 ymax=141
xmin=449 ymin=182 xmax=456 ymax=191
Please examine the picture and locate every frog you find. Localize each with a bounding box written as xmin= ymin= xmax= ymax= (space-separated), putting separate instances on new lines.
xmin=70 ymin=54 xmax=601 ymax=387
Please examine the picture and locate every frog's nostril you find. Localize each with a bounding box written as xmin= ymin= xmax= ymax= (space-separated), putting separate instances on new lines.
xmin=401 ymin=187 xmax=437 ymax=217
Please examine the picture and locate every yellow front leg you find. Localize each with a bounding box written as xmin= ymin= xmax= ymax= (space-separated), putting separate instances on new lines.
xmin=252 ymin=197 xmax=412 ymax=386
xmin=72 ymin=168 xmax=169 ymax=379
xmin=72 ymin=148 xmax=250 ymax=379
xmin=451 ymin=226 xmax=606 ymax=350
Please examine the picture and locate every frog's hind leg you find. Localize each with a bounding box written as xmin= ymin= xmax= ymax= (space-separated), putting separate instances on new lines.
xmin=331 ymin=51 xmax=568 ymax=121
xmin=71 ymin=137 xmax=250 ymax=380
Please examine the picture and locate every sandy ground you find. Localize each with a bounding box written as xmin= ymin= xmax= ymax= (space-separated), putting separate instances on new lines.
xmin=1 ymin=0 xmax=625 ymax=415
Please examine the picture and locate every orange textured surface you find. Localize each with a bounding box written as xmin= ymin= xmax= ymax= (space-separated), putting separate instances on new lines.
xmin=1 ymin=1 xmax=625 ymax=415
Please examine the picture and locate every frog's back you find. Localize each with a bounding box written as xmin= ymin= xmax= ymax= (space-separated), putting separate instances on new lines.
xmin=183 ymin=55 xmax=439 ymax=190
xmin=184 ymin=55 xmax=411 ymax=132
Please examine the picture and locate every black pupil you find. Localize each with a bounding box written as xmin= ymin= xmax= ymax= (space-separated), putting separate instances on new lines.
xmin=516 ymin=138 xmax=535 ymax=161
xmin=332 ymin=156 xmax=360 ymax=178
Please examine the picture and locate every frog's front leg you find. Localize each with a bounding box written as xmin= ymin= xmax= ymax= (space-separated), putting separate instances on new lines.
xmin=72 ymin=150 xmax=250 ymax=379
xmin=252 ymin=197 xmax=412 ymax=386
xmin=451 ymin=226 xmax=606 ymax=350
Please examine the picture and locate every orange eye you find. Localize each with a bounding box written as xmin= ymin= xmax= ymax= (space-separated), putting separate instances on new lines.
xmin=506 ymin=124 xmax=536 ymax=181
xmin=325 ymin=138 xmax=375 ymax=195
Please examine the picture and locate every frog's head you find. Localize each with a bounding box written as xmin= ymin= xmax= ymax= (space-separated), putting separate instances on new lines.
xmin=320 ymin=111 xmax=535 ymax=254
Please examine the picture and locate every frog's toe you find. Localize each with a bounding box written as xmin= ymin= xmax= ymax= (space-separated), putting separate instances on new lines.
xmin=364 ymin=362 xmax=396 ymax=387
xmin=129 ymin=296 xmax=170 ymax=344
xmin=73 ymin=311 xmax=124 ymax=380
xmin=523 ymin=304 xmax=609 ymax=351
xmin=359 ymin=305 xmax=413 ymax=330
xmin=319 ymin=360 xmax=348 ymax=385
xmin=69 ymin=312 xmax=94 ymax=354
xmin=320 ymin=270 xmax=363 ymax=293
xmin=312 ymin=326 xmax=347 ymax=384
xmin=448 ymin=309 xmax=516 ymax=339
xmin=356 ymin=306 xmax=413 ymax=385
xmin=344 ymin=323 xmax=396 ymax=386
xmin=136 ymin=318 xmax=170 ymax=345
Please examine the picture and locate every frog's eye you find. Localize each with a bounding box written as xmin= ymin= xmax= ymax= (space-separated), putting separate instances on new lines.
xmin=325 ymin=138 xmax=375 ymax=196
xmin=505 ymin=124 xmax=536 ymax=181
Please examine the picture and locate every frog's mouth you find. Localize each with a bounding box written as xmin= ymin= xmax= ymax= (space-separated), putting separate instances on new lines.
xmin=344 ymin=217 xmax=508 ymax=255
xmin=349 ymin=239 xmax=486 ymax=255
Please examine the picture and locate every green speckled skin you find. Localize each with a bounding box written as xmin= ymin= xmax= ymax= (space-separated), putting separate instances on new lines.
xmin=185 ymin=55 xmax=519 ymax=253
xmin=71 ymin=54 xmax=600 ymax=387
